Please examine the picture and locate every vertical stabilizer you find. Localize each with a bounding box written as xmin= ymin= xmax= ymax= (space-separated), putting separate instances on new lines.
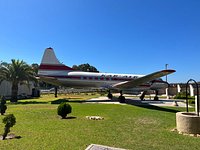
xmin=39 ymin=47 xmax=74 ymax=72
xmin=41 ymin=47 xmax=61 ymax=65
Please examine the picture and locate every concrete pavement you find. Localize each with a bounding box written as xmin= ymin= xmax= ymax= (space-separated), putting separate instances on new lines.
xmin=87 ymin=96 xmax=191 ymax=107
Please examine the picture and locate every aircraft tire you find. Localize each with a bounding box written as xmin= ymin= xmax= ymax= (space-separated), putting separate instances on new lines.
xmin=154 ymin=96 xmax=159 ymax=101
xmin=118 ymin=96 xmax=126 ymax=103
xmin=107 ymin=93 xmax=113 ymax=99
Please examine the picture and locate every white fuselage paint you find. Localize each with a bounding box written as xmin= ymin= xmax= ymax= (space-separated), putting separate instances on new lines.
xmin=38 ymin=69 xmax=168 ymax=93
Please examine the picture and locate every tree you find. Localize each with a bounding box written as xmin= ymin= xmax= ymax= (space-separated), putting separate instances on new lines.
xmin=31 ymin=63 xmax=39 ymax=74
xmin=0 ymin=59 xmax=36 ymax=102
xmin=2 ymin=114 xmax=16 ymax=140
xmin=72 ymin=63 xmax=99 ymax=72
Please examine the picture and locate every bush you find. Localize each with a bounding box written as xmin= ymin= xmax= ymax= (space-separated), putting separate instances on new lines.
xmin=188 ymin=99 xmax=195 ymax=104
xmin=174 ymin=92 xmax=195 ymax=100
xmin=0 ymin=96 xmax=7 ymax=115
xmin=2 ymin=114 xmax=16 ymax=140
xmin=57 ymin=103 xmax=72 ymax=119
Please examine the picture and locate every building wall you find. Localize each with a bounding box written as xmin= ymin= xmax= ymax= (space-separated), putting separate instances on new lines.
xmin=0 ymin=81 xmax=34 ymax=96
xmin=159 ymin=83 xmax=199 ymax=96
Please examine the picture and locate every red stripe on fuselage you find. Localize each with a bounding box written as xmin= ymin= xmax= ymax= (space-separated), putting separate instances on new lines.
xmin=39 ymin=64 xmax=74 ymax=71
xmin=40 ymin=75 xmax=134 ymax=81
xmin=40 ymin=75 xmax=153 ymax=87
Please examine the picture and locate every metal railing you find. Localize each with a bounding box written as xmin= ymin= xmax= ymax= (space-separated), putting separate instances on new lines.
xmin=186 ymin=79 xmax=199 ymax=116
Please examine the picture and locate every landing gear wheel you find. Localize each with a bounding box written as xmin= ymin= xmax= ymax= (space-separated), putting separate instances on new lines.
xmin=107 ymin=93 xmax=113 ymax=99
xmin=107 ymin=90 xmax=113 ymax=99
xmin=154 ymin=96 xmax=159 ymax=101
xmin=118 ymin=95 xmax=126 ymax=103
xmin=118 ymin=90 xmax=125 ymax=103
xmin=154 ymin=90 xmax=159 ymax=100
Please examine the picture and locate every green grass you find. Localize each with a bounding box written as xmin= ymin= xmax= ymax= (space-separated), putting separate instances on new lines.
xmin=0 ymin=95 xmax=199 ymax=150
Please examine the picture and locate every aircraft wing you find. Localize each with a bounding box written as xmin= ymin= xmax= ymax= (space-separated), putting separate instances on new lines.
xmin=112 ymin=69 xmax=175 ymax=89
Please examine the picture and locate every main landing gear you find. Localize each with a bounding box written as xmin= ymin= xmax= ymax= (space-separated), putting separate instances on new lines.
xmin=139 ymin=90 xmax=159 ymax=101
xmin=154 ymin=90 xmax=159 ymax=101
xmin=107 ymin=90 xmax=126 ymax=103
xmin=107 ymin=90 xmax=113 ymax=99
xmin=140 ymin=91 xmax=147 ymax=100
xmin=118 ymin=90 xmax=126 ymax=103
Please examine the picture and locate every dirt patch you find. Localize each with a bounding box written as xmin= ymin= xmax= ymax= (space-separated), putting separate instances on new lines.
xmin=135 ymin=117 xmax=158 ymax=126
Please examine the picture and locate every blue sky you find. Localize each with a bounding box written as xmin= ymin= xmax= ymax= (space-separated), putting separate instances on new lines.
xmin=0 ymin=0 xmax=200 ymax=83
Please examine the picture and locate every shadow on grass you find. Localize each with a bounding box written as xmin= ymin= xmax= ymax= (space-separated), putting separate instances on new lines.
xmin=13 ymin=101 xmax=48 ymax=105
xmin=51 ymin=98 xmax=89 ymax=104
xmin=51 ymin=99 xmax=69 ymax=104
xmin=60 ymin=116 xmax=77 ymax=120
xmin=84 ymin=99 xmax=119 ymax=103
xmin=66 ymin=116 xmax=76 ymax=119
xmin=125 ymin=99 xmax=180 ymax=113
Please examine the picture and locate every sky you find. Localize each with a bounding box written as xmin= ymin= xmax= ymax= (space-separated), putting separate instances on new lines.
xmin=0 ymin=0 xmax=200 ymax=83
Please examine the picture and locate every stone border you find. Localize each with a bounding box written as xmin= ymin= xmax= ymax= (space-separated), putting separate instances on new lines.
xmin=171 ymin=128 xmax=200 ymax=137
xmin=85 ymin=144 xmax=127 ymax=150
xmin=0 ymin=134 xmax=21 ymax=140
xmin=86 ymin=116 xmax=104 ymax=120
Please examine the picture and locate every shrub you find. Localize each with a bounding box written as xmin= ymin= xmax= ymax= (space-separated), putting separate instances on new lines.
xmin=0 ymin=96 xmax=7 ymax=115
xmin=2 ymin=114 xmax=16 ymax=140
xmin=188 ymin=99 xmax=195 ymax=104
xmin=174 ymin=92 xmax=195 ymax=100
xmin=57 ymin=103 xmax=72 ymax=119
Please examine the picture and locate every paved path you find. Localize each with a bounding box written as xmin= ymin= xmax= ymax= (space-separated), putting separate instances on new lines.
xmin=87 ymin=96 xmax=191 ymax=107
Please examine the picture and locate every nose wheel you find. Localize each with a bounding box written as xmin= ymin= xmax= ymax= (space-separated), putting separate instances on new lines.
xmin=107 ymin=90 xmax=113 ymax=99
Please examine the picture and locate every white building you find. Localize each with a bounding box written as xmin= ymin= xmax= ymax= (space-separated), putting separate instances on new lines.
xmin=0 ymin=81 xmax=34 ymax=97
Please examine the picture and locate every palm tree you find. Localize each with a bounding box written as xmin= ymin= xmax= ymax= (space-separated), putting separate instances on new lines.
xmin=0 ymin=59 xmax=36 ymax=102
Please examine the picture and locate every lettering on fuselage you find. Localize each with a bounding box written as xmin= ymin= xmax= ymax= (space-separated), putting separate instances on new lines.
xmin=100 ymin=74 xmax=138 ymax=79
xmin=79 ymin=74 xmax=138 ymax=81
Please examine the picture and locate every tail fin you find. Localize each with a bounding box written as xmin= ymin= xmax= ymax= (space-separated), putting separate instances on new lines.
xmin=39 ymin=47 xmax=74 ymax=71
xmin=41 ymin=47 xmax=62 ymax=65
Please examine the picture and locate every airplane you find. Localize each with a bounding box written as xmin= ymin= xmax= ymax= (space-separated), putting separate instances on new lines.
xmin=38 ymin=47 xmax=176 ymax=102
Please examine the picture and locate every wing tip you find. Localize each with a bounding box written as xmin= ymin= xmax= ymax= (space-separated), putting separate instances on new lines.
xmin=161 ymin=69 xmax=176 ymax=73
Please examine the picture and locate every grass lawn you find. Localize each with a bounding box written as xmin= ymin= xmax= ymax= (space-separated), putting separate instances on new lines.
xmin=0 ymin=94 xmax=199 ymax=150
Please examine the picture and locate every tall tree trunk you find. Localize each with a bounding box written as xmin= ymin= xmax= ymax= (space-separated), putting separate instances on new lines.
xmin=11 ymin=82 xmax=18 ymax=103
xmin=2 ymin=125 xmax=10 ymax=140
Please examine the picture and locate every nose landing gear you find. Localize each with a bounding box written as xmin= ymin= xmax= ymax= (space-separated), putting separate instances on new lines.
xmin=107 ymin=90 xmax=113 ymax=99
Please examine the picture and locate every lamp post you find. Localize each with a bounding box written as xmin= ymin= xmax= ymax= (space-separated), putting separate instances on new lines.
xmin=165 ymin=64 xmax=169 ymax=99
xmin=165 ymin=64 xmax=168 ymax=82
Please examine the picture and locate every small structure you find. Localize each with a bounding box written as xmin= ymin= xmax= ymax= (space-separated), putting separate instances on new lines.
xmin=0 ymin=81 xmax=34 ymax=97
xmin=176 ymin=79 xmax=200 ymax=134
xmin=86 ymin=116 xmax=104 ymax=120
xmin=176 ymin=112 xmax=200 ymax=134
